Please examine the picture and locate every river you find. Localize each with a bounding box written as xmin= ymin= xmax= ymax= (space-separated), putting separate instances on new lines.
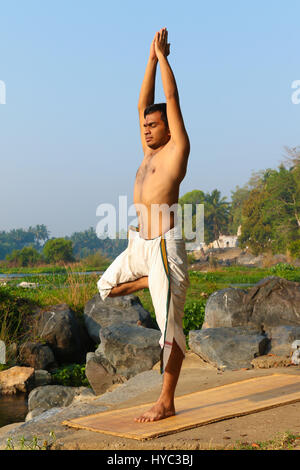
xmin=0 ymin=395 xmax=28 ymax=428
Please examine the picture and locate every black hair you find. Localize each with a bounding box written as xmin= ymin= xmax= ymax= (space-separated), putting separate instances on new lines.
xmin=144 ymin=103 xmax=169 ymax=129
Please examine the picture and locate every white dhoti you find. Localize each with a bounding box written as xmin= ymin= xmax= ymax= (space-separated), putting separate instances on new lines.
xmin=97 ymin=225 xmax=190 ymax=375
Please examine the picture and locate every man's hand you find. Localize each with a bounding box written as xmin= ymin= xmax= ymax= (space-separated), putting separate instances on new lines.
xmin=154 ymin=27 xmax=170 ymax=59
xmin=149 ymin=32 xmax=158 ymax=61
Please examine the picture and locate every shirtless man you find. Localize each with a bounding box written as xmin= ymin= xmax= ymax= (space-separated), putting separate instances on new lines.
xmin=98 ymin=28 xmax=190 ymax=422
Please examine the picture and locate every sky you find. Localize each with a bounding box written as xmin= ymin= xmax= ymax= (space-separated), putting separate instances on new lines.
xmin=0 ymin=0 xmax=299 ymax=237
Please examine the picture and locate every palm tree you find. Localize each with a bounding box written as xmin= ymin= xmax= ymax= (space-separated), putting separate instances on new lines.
xmin=204 ymin=189 xmax=231 ymax=245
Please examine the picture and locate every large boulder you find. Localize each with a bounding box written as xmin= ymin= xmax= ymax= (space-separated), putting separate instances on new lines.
xmin=84 ymin=294 xmax=157 ymax=344
xmin=34 ymin=304 xmax=92 ymax=364
xmin=95 ymin=322 xmax=161 ymax=379
xmin=18 ymin=342 xmax=56 ymax=370
xmin=85 ymin=352 xmax=126 ymax=396
xmin=243 ymin=277 xmax=300 ymax=328
xmin=0 ymin=366 xmax=35 ymax=395
xmin=203 ymin=277 xmax=300 ymax=330
xmin=189 ymin=327 xmax=269 ymax=370
xmin=265 ymin=326 xmax=300 ymax=356
xmin=203 ymin=287 xmax=248 ymax=329
xmin=26 ymin=385 xmax=89 ymax=420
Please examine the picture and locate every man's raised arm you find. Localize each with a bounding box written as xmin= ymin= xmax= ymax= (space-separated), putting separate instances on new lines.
xmin=155 ymin=28 xmax=190 ymax=176
xmin=137 ymin=33 xmax=159 ymax=152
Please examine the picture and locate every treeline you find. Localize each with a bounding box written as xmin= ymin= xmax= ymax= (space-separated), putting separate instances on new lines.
xmin=179 ymin=146 xmax=300 ymax=256
xmin=0 ymin=224 xmax=128 ymax=266
xmin=1 ymin=146 xmax=299 ymax=265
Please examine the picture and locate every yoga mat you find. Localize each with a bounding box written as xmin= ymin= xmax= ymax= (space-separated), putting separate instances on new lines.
xmin=62 ymin=373 xmax=300 ymax=441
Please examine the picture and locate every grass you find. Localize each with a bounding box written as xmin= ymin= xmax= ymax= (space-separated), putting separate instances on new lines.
xmin=5 ymin=431 xmax=57 ymax=450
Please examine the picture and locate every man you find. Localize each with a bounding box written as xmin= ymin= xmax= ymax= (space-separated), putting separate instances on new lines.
xmin=97 ymin=28 xmax=190 ymax=422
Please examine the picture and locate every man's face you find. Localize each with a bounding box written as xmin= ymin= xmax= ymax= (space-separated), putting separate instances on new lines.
xmin=144 ymin=111 xmax=170 ymax=149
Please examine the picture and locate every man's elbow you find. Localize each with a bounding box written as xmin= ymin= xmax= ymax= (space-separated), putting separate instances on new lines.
xmin=165 ymin=91 xmax=179 ymax=102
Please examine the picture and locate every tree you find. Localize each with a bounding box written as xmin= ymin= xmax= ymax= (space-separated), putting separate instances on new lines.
xmin=204 ymin=189 xmax=231 ymax=244
xmin=43 ymin=238 xmax=74 ymax=263
xmin=6 ymin=245 xmax=42 ymax=267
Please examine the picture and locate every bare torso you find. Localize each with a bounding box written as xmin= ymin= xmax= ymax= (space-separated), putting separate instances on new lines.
xmin=133 ymin=142 xmax=185 ymax=239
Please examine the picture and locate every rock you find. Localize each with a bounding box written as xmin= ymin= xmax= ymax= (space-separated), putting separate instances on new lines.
xmin=0 ymin=366 xmax=35 ymax=395
xmin=251 ymin=355 xmax=292 ymax=368
xmin=265 ymin=326 xmax=300 ymax=356
xmin=243 ymin=277 xmax=300 ymax=328
xmin=70 ymin=387 xmax=96 ymax=404
xmin=189 ymin=327 xmax=269 ymax=370
xmin=34 ymin=304 xmax=91 ymax=364
xmin=96 ymin=322 xmax=161 ymax=379
xmin=85 ymin=352 xmax=126 ymax=395
xmin=202 ymin=277 xmax=300 ymax=330
xmin=202 ymin=287 xmax=248 ymax=329
xmin=26 ymin=385 xmax=86 ymax=420
xmin=0 ymin=340 xmax=5 ymax=364
xmin=17 ymin=282 xmax=38 ymax=288
xmin=236 ymin=252 xmax=264 ymax=267
xmin=34 ymin=370 xmax=52 ymax=387
xmin=84 ymin=293 xmax=157 ymax=344
xmin=18 ymin=342 xmax=56 ymax=370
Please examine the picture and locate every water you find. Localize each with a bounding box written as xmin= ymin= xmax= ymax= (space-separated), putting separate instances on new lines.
xmin=0 ymin=395 xmax=28 ymax=428
xmin=0 ymin=271 xmax=102 ymax=278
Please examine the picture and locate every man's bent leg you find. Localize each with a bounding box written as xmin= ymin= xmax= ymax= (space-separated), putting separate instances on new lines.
xmin=134 ymin=339 xmax=184 ymax=422
xmin=108 ymin=276 xmax=148 ymax=297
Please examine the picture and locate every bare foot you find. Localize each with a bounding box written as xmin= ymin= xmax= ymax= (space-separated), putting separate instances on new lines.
xmin=134 ymin=401 xmax=175 ymax=423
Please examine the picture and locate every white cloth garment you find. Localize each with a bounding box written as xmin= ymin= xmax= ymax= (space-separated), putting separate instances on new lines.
xmin=97 ymin=225 xmax=190 ymax=374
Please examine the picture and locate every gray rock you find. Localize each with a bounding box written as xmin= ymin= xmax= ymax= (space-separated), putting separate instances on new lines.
xmin=203 ymin=287 xmax=248 ymax=329
xmin=18 ymin=342 xmax=56 ymax=370
xmin=189 ymin=327 xmax=269 ymax=370
xmin=265 ymin=326 xmax=300 ymax=356
xmin=96 ymin=322 xmax=161 ymax=379
xmin=34 ymin=370 xmax=52 ymax=387
xmin=34 ymin=304 xmax=91 ymax=364
xmin=243 ymin=277 xmax=300 ymax=328
xmin=85 ymin=352 xmax=126 ymax=395
xmin=203 ymin=277 xmax=300 ymax=330
xmin=27 ymin=385 xmax=86 ymax=420
xmin=84 ymin=293 xmax=157 ymax=343
xmin=236 ymin=252 xmax=264 ymax=267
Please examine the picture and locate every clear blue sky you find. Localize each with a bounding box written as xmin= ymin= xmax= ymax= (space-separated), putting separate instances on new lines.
xmin=1 ymin=0 xmax=299 ymax=237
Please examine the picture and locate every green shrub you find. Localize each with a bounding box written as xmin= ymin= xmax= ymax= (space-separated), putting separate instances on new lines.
xmin=183 ymin=300 xmax=206 ymax=336
xmin=269 ymin=262 xmax=295 ymax=275
xmin=288 ymin=240 xmax=300 ymax=259
xmin=43 ymin=239 xmax=74 ymax=263
xmin=6 ymin=245 xmax=43 ymax=267
xmin=50 ymin=363 xmax=90 ymax=387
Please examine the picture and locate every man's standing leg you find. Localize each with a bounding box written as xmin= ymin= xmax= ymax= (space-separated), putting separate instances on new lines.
xmin=134 ymin=338 xmax=184 ymax=422
xmin=134 ymin=237 xmax=189 ymax=422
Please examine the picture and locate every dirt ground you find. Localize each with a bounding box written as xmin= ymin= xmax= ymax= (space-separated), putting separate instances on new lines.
xmin=51 ymin=352 xmax=300 ymax=450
